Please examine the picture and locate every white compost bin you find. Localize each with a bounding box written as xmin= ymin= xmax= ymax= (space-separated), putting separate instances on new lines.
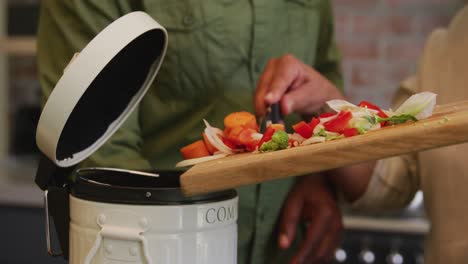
xmin=34 ymin=11 xmax=238 ymax=264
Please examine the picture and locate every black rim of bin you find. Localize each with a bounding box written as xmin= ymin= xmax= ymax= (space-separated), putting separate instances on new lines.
xmin=72 ymin=167 xmax=237 ymax=205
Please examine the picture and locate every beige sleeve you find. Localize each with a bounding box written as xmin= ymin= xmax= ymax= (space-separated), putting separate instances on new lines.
xmin=351 ymin=76 xmax=420 ymax=212
xmin=351 ymin=155 xmax=419 ymax=211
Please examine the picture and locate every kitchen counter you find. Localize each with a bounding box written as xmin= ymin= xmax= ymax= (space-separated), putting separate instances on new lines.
xmin=344 ymin=215 xmax=429 ymax=235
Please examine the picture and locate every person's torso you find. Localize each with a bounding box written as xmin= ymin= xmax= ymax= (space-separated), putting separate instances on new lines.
xmin=137 ymin=0 xmax=325 ymax=170
xmin=136 ymin=1 xmax=330 ymax=263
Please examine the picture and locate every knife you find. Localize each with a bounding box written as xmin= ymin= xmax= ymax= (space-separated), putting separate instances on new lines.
xmin=259 ymin=103 xmax=283 ymax=132
xmin=267 ymin=103 xmax=282 ymax=125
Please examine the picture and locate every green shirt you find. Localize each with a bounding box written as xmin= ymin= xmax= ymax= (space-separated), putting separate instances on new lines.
xmin=37 ymin=1 xmax=342 ymax=263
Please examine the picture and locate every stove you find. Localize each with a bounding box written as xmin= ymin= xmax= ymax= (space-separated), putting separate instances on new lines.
xmin=334 ymin=192 xmax=428 ymax=263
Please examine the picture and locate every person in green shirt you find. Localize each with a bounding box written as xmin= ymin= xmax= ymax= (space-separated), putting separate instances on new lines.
xmin=37 ymin=1 xmax=345 ymax=263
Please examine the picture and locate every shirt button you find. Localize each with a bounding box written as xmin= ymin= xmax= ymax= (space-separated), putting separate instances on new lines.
xmin=183 ymin=15 xmax=195 ymax=26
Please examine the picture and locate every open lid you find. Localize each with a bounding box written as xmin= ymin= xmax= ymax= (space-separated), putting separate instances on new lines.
xmin=36 ymin=12 xmax=168 ymax=168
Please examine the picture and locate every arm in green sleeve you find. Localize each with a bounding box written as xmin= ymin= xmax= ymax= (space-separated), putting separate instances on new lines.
xmin=37 ymin=0 xmax=153 ymax=171
xmin=314 ymin=1 xmax=343 ymax=91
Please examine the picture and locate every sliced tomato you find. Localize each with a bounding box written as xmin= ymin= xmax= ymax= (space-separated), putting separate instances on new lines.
xmin=237 ymin=128 xmax=259 ymax=146
xmin=309 ymin=117 xmax=320 ymax=131
xmin=225 ymin=126 xmax=244 ymax=143
xmin=244 ymin=141 xmax=260 ymax=152
xmin=218 ymin=134 xmax=238 ymax=149
xmin=342 ymin=127 xmax=359 ymax=138
xmin=223 ymin=127 xmax=232 ymax=137
xmin=225 ymin=124 xmax=261 ymax=151
xmin=323 ymin=111 xmax=352 ymax=133
xmin=292 ymin=121 xmax=314 ymax=139
xmin=319 ymin=112 xmax=336 ymax=118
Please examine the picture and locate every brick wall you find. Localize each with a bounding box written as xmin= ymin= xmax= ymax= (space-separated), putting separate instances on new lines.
xmin=7 ymin=0 xmax=467 ymax=111
xmin=333 ymin=0 xmax=467 ymax=108
xmin=5 ymin=0 xmax=468 ymax=124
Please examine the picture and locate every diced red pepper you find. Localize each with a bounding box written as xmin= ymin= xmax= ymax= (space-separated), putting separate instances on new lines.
xmin=342 ymin=127 xmax=359 ymax=138
xmin=292 ymin=121 xmax=314 ymax=139
xmin=319 ymin=112 xmax=336 ymax=118
xmin=309 ymin=117 xmax=320 ymax=131
xmin=358 ymin=100 xmax=389 ymax=125
xmin=358 ymin=100 xmax=383 ymax=112
xmin=323 ymin=111 xmax=352 ymax=133
xmin=257 ymin=126 xmax=276 ymax=148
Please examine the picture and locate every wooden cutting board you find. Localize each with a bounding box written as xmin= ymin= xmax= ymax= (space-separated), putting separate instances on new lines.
xmin=180 ymin=100 xmax=468 ymax=196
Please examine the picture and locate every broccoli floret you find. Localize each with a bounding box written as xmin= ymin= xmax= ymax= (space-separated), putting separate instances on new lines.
xmin=271 ymin=130 xmax=289 ymax=149
xmin=260 ymin=141 xmax=279 ymax=152
xmin=260 ymin=130 xmax=289 ymax=152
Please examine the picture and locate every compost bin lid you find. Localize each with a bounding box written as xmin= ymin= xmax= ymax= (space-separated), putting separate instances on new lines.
xmin=36 ymin=11 xmax=167 ymax=168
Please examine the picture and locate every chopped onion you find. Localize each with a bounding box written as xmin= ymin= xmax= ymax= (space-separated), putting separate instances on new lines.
xmin=351 ymin=107 xmax=378 ymax=118
xmin=209 ymin=126 xmax=224 ymax=135
xmin=326 ymin=100 xmax=357 ymax=112
xmin=176 ymin=153 xmax=228 ymax=167
xmin=384 ymin=109 xmax=395 ymax=117
xmin=301 ymin=136 xmax=326 ymax=145
xmin=319 ymin=115 xmax=337 ymax=124
xmin=325 ymin=131 xmax=340 ymax=137
xmin=203 ymin=119 xmax=238 ymax=154
xmin=395 ymin=91 xmax=437 ymax=119
xmin=313 ymin=124 xmax=325 ymax=134
xmin=289 ymin=133 xmax=305 ymax=143
xmin=369 ymin=123 xmax=381 ymax=131
xmin=326 ymin=99 xmax=380 ymax=117
xmin=251 ymin=133 xmax=263 ymax=141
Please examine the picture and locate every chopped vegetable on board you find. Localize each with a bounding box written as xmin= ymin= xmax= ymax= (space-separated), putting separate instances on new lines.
xmin=260 ymin=130 xmax=289 ymax=152
xmin=180 ymin=140 xmax=210 ymax=160
xmin=177 ymin=92 xmax=437 ymax=167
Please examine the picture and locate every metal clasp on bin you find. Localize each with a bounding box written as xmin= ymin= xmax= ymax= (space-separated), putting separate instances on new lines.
xmin=44 ymin=190 xmax=63 ymax=257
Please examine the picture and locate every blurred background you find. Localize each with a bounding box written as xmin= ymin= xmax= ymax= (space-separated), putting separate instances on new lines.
xmin=0 ymin=0 xmax=466 ymax=263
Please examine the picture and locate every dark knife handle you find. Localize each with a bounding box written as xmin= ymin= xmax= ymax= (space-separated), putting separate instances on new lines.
xmin=269 ymin=103 xmax=282 ymax=124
